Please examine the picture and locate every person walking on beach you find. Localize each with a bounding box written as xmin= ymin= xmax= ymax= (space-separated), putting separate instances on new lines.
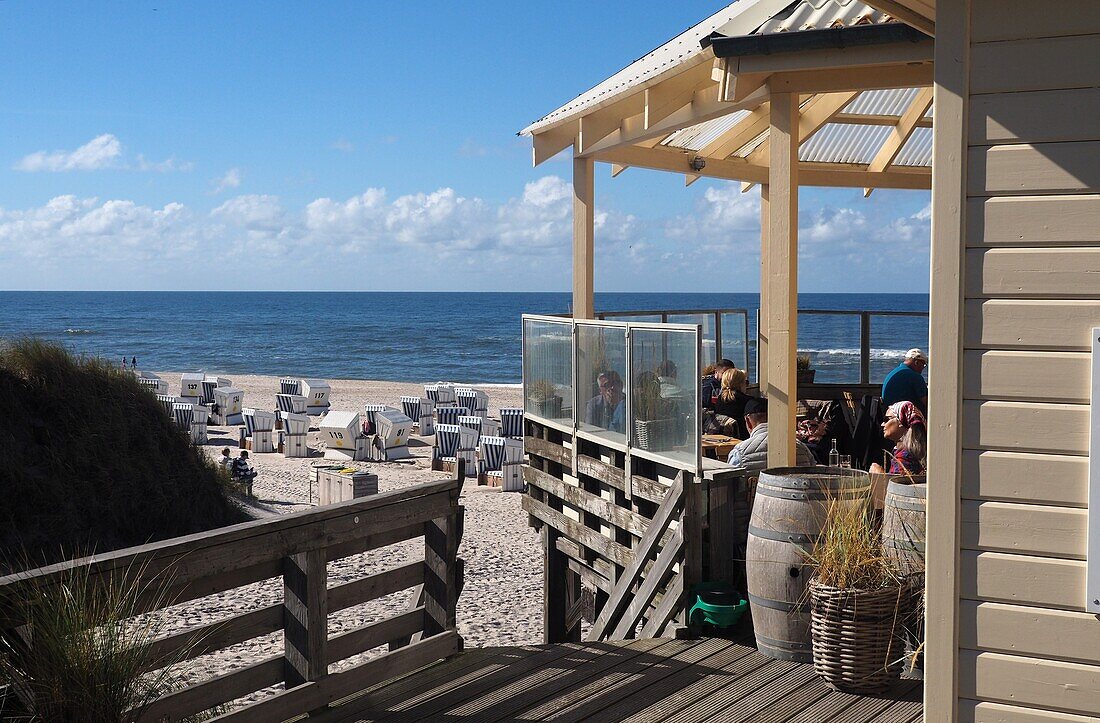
xmin=131 ymin=356 xmax=137 ymax=370
xmin=881 ymin=348 xmax=928 ymax=414
xmin=121 ymin=356 xmax=128 ymax=371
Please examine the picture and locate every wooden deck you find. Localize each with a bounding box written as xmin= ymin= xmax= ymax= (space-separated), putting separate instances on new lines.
xmin=316 ymin=636 xmax=923 ymax=723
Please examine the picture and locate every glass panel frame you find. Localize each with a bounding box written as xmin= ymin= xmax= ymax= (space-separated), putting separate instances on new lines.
xmin=575 ymin=321 xmax=628 ymax=445
xmin=521 ymin=316 xmax=574 ymax=426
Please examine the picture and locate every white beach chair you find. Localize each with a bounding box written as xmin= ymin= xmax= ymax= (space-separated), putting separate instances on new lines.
xmin=481 ymin=417 xmax=502 ymax=438
xmin=180 ymin=373 xmax=204 ymax=401
xmin=373 ymin=409 xmax=414 ymax=460
xmin=500 ymin=407 xmax=524 ymax=440
xmin=418 ymin=397 xmax=436 ymax=436
xmin=435 ymin=405 xmax=469 ymax=428
xmin=456 ymin=388 xmax=490 ymax=419
xmin=320 ymin=410 xmax=368 ymax=461
xmin=243 ymin=408 xmax=276 ymax=453
xmin=363 ymin=404 xmax=391 ymax=434
xmin=276 ymin=393 xmax=307 ymax=414
xmin=190 ymin=404 xmax=210 ymax=443
xmin=458 ymin=415 xmax=484 ymax=445
xmin=301 ymin=379 xmax=331 ymax=413
xmin=478 ymin=436 xmax=525 ymax=491
xmin=211 ymin=387 xmax=244 ymax=426
xmin=278 ymin=411 xmax=310 ymax=458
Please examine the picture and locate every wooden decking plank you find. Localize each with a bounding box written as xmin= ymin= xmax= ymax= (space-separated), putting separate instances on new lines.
xmin=714 ymin=663 xmax=821 ymax=722
xmin=826 ymin=680 xmax=922 ymax=723
xmin=375 ymin=640 xmax=632 ymax=722
xmin=615 ymin=642 xmax=776 ymax=723
xmin=798 ymin=679 xmax=921 ymax=723
xmin=363 ymin=643 xmax=584 ymax=722
xmin=651 ymin=655 xmax=800 ymax=723
xmin=473 ymin=637 xmax=679 ymax=723
xmin=737 ymin=675 xmax=833 ymax=723
xmin=549 ymin=637 xmax=742 ymax=723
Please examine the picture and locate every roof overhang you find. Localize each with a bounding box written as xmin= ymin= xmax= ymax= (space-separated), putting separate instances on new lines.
xmin=859 ymin=0 xmax=935 ymax=36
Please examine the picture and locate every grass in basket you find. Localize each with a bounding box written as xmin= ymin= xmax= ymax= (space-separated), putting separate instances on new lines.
xmin=805 ymin=495 xmax=902 ymax=591
xmin=0 ymin=557 xmax=221 ymax=722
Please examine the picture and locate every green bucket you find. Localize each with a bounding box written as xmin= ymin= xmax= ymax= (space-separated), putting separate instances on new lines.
xmin=689 ymin=582 xmax=748 ymax=629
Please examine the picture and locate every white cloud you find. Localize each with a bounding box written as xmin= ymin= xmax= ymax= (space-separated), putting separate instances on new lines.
xmin=14 ymin=134 xmax=191 ymax=173
xmin=16 ymin=134 xmax=123 ymax=172
xmin=211 ymin=167 xmax=242 ymax=193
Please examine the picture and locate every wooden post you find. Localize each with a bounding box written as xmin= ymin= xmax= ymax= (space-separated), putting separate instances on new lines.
xmin=681 ymin=477 xmax=704 ymax=636
xmin=423 ymin=488 xmax=460 ymax=638
xmin=543 ymin=526 xmax=570 ymax=643
xmin=282 ymin=548 xmax=328 ymax=687
xmin=758 ymin=183 xmax=770 ymax=390
xmin=573 ymin=155 xmax=595 ymax=320
xmin=766 ymin=90 xmax=799 ymax=467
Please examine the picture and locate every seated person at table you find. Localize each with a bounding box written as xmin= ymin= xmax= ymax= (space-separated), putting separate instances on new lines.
xmin=657 ymin=359 xmax=686 ymax=399
xmin=700 ymin=358 xmax=736 ymax=410
xmin=584 ymin=370 xmax=625 ymax=433
xmin=712 ymin=368 xmax=752 ymax=438
xmin=870 ymin=401 xmax=926 ymax=476
xmin=882 ymin=348 xmax=928 ymax=414
xmin=728 ymin=398 xmax=816 ymax=472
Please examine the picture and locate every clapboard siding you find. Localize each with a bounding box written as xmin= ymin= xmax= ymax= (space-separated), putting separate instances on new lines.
xmin=964 ymin=299 xmax=1100 ymax=351
xmin=970 ymin=88 xmax=1100 ymax=146
xmin=968 ymin=142 xmax=1100 ymax=196
xmin=961 ymin=500 xmax=1086 ymax=560
xmin=971 ymin=34 xmax=1100 ymax=94
xmin=962 ymin=699 xmax=1100 ymax=723
xmin=961 ymin=400 xmax=1089 ymax=455
xmin=961 ymin=449 xmax=1087 ymax=507
xmin=967 ymin=195 xmax=1100 ymax=247
xmin=959 ymin=650 xmax=1100 ymax=715
xmin=971 ymin=1 xmax=1100 ymax=42
xmin=961 ymin=551 xmax=1085 ymax=611
xmin=965 ymin=248 xmax=1100 ymax=299
xmin=962 ymin=350 xmax=1090 ymax=403
xmin=961 ymin=601 xmax=1100 ymax=663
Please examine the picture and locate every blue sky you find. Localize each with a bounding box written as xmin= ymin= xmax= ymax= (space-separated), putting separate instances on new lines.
xmin=0 ymin=1 xmax=930 ymax=293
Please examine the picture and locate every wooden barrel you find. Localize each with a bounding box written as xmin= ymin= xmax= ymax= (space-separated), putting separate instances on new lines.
xmin=746 ymin=467 xmax=871 ymax=662
xmin=882 ymin=477 xmax=927 ymax=578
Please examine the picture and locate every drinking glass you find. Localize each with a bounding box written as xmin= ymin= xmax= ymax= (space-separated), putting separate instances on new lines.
xmin=839 ymin=455 xmax=852 ymax=469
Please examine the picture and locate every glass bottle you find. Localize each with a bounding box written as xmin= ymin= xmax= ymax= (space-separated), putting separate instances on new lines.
xmin=828 ymin=438 xmax=840 ymax=467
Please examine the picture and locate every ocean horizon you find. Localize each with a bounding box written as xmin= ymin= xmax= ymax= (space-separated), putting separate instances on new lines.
xmin=0 ymin=291 xmax=929 ymax=384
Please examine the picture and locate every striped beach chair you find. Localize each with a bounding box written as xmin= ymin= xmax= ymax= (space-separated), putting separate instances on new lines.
xmin=400 ymin=395 xmax=421 ymax=422
xmin=200 ymin=379 xmax=218 ymax=406
xmin=156 ymin=394 xmax=177 ymax=417
xmin=280 ymin=378 xmax=302 ymax=395
xmin=500 ymin=408 xmax=524 ymax=439
xmin=435 ymin=405 xmax=469 ymax=428
xmin=481 ymin=417 xmax=502 ymax=438
xmin=276 ymin=393 xmax=307 ymax=414
xmin=455 ymin=388 xmax=489 ymax=419
xmin=425 ymin=383 xmax=456 ymax=406
xmin=432 ymin=424 xmax=461 ymax=472
xmin=243 ymin=408 xmax=276 ymax=435
xmin=458 ymin=415 xmax=483 ymax=444
xmin=478 ymin=436 xmax=525 ymax=491
xmin=363 ymin=404 xmax=391 ymax=434
xmin=138 ymin=377 xmax=162 ymax=393
xmin=279 ymin=411 xmax=310 ymax=436
xmin=190 ymin=405 xmax=210 ymax=444
xmin=456 ymin=424 xmax=478 ymax=478
xmin=172 ymin=403 xmax=194 ymax=431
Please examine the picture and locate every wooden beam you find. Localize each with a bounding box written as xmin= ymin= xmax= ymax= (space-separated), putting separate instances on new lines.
xmin=864 ymin=85 xmax=934 ymax=196
xmin=732 ymin=38 xmax=933 ymax=75
xmin=766 ymin=90 xmax=799 ymax=468
xmin=573 ymin=156 xmax=594 ymax=320
xmin=768 ymin=64 xmax=934 ymax=94
xmin=698 ymin=105 xmax=770 ymax=160
xmin=740 ymin=181 xmax=755 ymax=193
xmin=610 ymin=163 xmax=628 ymax=178
xmin=645 ymin=62 xmax=715 ymax=129
xmin=578 ymin=94 xmax=646 ymax=154
xmin=746 ymin=91 xmax=859 ymax=165
xmin=684 ymin=174 xmax=701 ymax=187
xmin=758 ymin=184 xmax=769 ymax=391
xmin=834 ymin=112 xmax=933 ymax=128
xmin=860 ymin=0 xmax=936 ymax=36
xmin=533 ymin=122 xmax=578 ymax=166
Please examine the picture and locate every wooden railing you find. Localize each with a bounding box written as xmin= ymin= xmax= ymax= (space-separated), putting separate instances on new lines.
xmin=522 ymin=420 xmax=747 ymax=643
xmin=0 ymin=475 xmax=465 ymax=722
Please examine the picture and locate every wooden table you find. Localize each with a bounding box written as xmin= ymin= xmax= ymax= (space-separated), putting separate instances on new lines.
xmin=702 ymin=434 xmax=740 ymax=460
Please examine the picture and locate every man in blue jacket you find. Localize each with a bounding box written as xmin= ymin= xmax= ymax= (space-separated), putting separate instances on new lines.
xmin=881 ymin=348 xmax=928 ymax=414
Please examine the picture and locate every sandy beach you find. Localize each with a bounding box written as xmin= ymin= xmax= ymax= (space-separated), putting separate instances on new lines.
xmin=156 ymin=372 xmax=541 ymax=699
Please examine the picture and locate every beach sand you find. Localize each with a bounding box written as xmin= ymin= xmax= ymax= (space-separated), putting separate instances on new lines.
xmin=157 ymin=372 xmax=541 ymax=702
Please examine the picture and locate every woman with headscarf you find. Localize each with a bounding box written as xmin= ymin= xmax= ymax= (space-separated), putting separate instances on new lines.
xmin=870 ymin=400 xmax=926 ymax=476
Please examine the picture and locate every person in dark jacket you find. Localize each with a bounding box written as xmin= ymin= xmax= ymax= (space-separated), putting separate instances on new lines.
xmin=712 ymin=367 xmax=752 ymax=438
xmin=700 ymin=358 xmax=737 ymax=410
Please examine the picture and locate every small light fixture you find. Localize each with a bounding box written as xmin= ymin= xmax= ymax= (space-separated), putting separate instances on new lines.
xmin=689 ymin=156 xmax=707 ymax=172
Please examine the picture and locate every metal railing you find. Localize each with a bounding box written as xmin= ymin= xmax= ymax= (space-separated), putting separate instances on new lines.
xmin=791 ymin=309 xmax=929 ymax=385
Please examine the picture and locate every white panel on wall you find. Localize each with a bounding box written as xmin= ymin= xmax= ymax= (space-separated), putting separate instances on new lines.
xmin=1089 ymin=327 xmax=1100 ymax=613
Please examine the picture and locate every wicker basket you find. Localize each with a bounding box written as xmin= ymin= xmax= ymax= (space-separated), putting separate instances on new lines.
xmin=809 ymin=580 xmax=908 ymax=693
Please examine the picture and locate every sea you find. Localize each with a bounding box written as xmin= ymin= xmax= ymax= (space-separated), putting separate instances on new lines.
xmin=0 ymin=291 xmax=928 ymax=385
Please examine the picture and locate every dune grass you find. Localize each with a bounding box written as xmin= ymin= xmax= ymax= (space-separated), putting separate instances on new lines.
xmin=0 ymin=338 xmax=248 ymax=572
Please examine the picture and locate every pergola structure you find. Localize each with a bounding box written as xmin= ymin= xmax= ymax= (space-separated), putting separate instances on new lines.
xmin=520 ymin=0 xmax=933 ymax=467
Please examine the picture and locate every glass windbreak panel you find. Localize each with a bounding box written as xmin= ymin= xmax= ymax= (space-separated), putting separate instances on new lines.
xmin=522 ymin=319 xmax=573 ymax=424
xmin=668 ymin=314 xmax=716 ymax=368
xmin=629 ymin=328 xmax=699 ymax=468
xmin=576 ymin=324 xmax=628 ymax=444
xmin=603 ymin=314 xmax=663 ymax=324
xmin=869 ymin=314 xmax=929 ymax=384
xmin=797 ymin=312 xmax=861 ymax=384
xmin=720 ymin=311 xmax=750 ymax=375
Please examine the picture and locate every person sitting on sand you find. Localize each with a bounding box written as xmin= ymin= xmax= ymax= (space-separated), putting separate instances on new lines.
xmin=584 ymin=370 xmax=625 ymax=433
xmin=232 ymin=450 xmax=257 ymax=482
xmin=870 ymin=400 xmax=926 ymax=476
xmin=219 ymin=447 xmax=233 ymax=469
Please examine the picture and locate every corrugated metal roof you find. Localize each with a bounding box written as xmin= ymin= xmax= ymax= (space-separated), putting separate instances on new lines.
xmin=756 ymin=0 xmax=891 ymax=33
xmin=893 ymin=126 xmax=933 ymax=166
xmin=842 ymin=88 xmax=919 ymax=117
xmin=522 ymin=0 xmax=896 ymax=136
xmin=661 ymin=110 xmax=752 ymax=152
xmin=798 ymin=122 xmax=892 ymax=164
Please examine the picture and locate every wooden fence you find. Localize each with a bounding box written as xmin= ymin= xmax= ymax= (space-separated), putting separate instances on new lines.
xmin=0 ymin=475 xmax=464 ymax=722
xmin=522 ymin=420 xmax=748 ymax=643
